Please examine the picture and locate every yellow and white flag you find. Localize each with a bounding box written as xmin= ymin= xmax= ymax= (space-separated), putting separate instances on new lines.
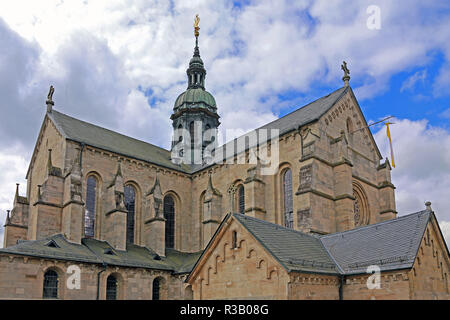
xmin=385 ymin=122 xmax=395 ymax=168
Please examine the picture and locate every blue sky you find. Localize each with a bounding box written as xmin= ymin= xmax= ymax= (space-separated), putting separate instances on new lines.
xmin=0 ymin=0 xmax=449 ymax=245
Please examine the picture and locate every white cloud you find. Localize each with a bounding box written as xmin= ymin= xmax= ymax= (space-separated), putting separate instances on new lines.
xmin=439 ymin=221 xmax=450 ymax=247
xmin=400 ymin=70 xmax=427 ymax=92
xmin=373 ymin=118 xmax=450 ymax=228
xmin=440 ymin=108 xmax=450 ymax=119
xmin=0 ymin=145 xmax=28 ymax=247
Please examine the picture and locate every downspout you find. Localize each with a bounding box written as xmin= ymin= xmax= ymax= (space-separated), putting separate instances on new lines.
xmin=339 ymin=275 xmax=345 ymax=300
xmin=97 ymin=262 xmax=107 ymax=300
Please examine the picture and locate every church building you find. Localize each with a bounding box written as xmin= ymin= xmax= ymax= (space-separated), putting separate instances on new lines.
xmin=0 ymin=18 xmax=449 ymax=300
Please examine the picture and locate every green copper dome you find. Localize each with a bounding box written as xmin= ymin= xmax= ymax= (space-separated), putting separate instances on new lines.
xmin=174 ymin=88 xmax=216 ymax=111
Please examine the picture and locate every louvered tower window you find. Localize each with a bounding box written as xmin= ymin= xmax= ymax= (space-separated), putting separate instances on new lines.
xmin=164 ymin=195 xmax=175 ymax=248
xmin=84 ymin=176 xmax=97 ymax=238
xmin=283 ymin=169 xmax=293 ymax=229
xmin=124 ymin=185 xmax=136 ymax=243
xmin=43 ymin=270 xmax=58 ymax=299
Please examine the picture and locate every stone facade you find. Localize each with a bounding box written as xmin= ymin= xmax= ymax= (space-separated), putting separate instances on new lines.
xmin=1 ymin=30 xmax=446 ymax=300
xmin=187 ymin=214 xmax=450 ymax=300
xmin=0 ymin=254 xmax=189 ymax=300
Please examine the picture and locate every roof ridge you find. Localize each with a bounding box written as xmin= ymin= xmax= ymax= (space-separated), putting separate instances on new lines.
xmin=320 ymin=210 xmax=430 ymax=239
xmin=50 ymin=110 xmax=171 ymax=154
xmin=259 ymin=86 xmax=348 ymax=129
xmin=232 ymin=213 xmax=320 ymax=240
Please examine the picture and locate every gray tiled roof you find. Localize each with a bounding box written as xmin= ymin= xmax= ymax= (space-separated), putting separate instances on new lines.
xmin=193 ymin=86 xmax=349 ymax=172
xmin=321 ymin=210 xmax=431 ymax=275
xmin=47 ymin=87 xmax=348 ymax=174
xmin=0 ymin=234 xmax=202 ymax=274
xmin=258 ymin=86 xmax=348 ymax=135
xmin=48 ymin=110 xmax=192 ymax=173
xmin=231 ymin=210 xmax=432 ymax=275
xmin=233 ymin=214 xmax=340 ymax=274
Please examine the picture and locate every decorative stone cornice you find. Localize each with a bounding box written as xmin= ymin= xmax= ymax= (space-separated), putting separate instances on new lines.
xmin=296 ymin=188 xmax=356 ymax=202
xmin=300 ymin=154 xmax=353 ymax=168
xmin=105 ymin=208 xmax=128 ymax=217
xmin=144 ymin=216 xmax=166 ymax=225
xmin=33 ymin=200 xmax=63 ymax=208
xmin=62 ymin=199 xmax=85 ymax=208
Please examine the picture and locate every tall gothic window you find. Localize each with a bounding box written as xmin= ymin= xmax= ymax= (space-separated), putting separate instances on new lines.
xmin=283 ymin=169 xmax=294 ymax=229
xmin=43 ymin=270 xmax=58 ymax=299
xmin=238 ymin=185 xmax=245 ymax=214
xmin=164 ymin=195 xmax=175 ymax=248
xmin=106 ymin=275 xmax=118 ymax=300
xmin=124 ymin=185 xmax=136 ymax=244
xmin=84 ymin=176 xmax=97 ymax=238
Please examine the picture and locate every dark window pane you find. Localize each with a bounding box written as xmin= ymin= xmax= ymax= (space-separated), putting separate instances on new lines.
xmin=164 ymin=196 xmax=175 ymax=249
xmin=84 ymin=176 xmax=97 ymax=238
xmin=283 ymin=169 xmax=293 ymax=229
xmin=43 ymin=270 xmax=58 ymax=299
xmin=153 ymin=278 xmax=160 ymax=300
xmin=190 ymin=122 xmax=195 ymax=146
xmin=238 ymin=185 xmax=245 ymax=214
xmin=106 ymin=275 xmax=117 ymax=300
xmin=124 ymin=185 xmax=136 ymax=243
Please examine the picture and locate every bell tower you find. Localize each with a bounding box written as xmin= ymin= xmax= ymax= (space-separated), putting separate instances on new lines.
xmin=170 ymin=15 xmax=220 ymax=165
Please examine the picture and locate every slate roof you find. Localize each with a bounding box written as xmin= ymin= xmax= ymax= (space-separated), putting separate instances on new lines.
xmin=0 ymin=234 xmax=202 ymax=274
xmin=45 ymin=86 xmax=348 ymax=174
xmin=48 ymin=110 xmax=192 ymax=173
xmin=190 ymin=86 xmax=349 ymax=171
xmin=193 ymin=210 xmax=434 ymax=276
xmin=233 ymin=214 xmax=340 ymax=274
xmin=258 ymin=86 xmax=348 ymax=136
xmin=321 ymin=210 xmax=431 ymax=275
xmin=0 ymin=210 xmax=437 ymax=277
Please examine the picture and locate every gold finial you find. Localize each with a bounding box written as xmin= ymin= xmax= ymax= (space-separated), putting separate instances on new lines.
xmin=194 ymin=14 xmax=200 ymax=37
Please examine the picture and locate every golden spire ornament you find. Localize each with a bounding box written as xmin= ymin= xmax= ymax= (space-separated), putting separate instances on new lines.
xmin=194 ymin=14 xmax=200 ymax=37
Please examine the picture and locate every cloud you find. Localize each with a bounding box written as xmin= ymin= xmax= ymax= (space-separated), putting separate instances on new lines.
xmin=373 ymin=118 xmax=450 ymax=230
xmin=0 ymin=145 xmax=28 ymax=247
xmin=440 ymin=221 xmax=450 ymax=247
xmin=400 ymin=70 xmax=427 ymax=92
xmin=440 ymin=108 xmax=450 ymax=119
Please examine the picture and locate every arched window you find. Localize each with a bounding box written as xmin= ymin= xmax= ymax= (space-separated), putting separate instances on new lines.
xmin=43 ymin=270 xmax=59 ymax=299
xmin=124 ymin=185 xmax=136 ymax=244
xmin=164 ymin=195 xmax=175 ymax=249
xmin=238 ymin=185 xmax=245 ymax=214
xmin=353 ymin=182 xmax=370 ymax=226
xmin=84 ymin=175 xmax=97 ymax=238
xmin=106 ymin=275 xmax=118 ymax=300
xmin=153 ymin=278 xmax=161 ymax=300
xmin=283 ymin=169 xmax=293 ymax=229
